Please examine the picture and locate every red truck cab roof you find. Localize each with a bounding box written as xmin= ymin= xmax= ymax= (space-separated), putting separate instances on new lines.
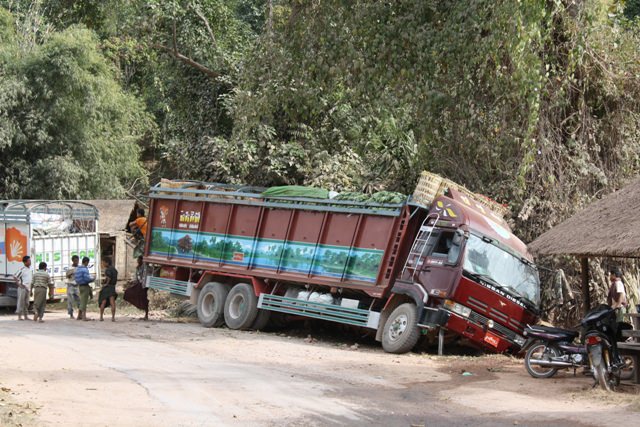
xmin=429 ymin=189 xmax=532 ymax=261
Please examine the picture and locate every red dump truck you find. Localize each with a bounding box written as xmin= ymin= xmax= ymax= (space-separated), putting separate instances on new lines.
xmin=143 ymin=181 xmax=540 ymax=354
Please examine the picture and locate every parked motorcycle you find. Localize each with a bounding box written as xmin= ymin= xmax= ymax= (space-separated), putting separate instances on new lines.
xmin=583 ymin=305 xmax=625 ymax=391
xmin=522 ymin=304 xmax=634 ymax=389
xmin=522 ymin=324 xmax=588 ymax=379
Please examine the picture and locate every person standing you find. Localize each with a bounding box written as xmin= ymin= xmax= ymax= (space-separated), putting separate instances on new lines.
xmin=74 ymin=256 xmax=95 ymax=321
xmin=99 ymin=258 xmax=118 ymax=322
xmin=31 ymin=262 xmax=53 ymax=323
xmin=607 ymin=267 xmax=627 ymax=322
xmin=124 ymin=256 xmax=149 ymax=320
xmin=66 ymin=255 xmax=81 ymax=319
xmin=14 ymin=256 xmax=32 ymax=320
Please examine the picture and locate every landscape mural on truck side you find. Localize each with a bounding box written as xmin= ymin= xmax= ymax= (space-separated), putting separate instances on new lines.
xmin=149 ymin=228 xmax=383 ymax=283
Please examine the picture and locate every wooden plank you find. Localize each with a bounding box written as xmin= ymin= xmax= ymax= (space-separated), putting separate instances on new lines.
xmin=581 ymin=257 xmax=590 ymax=315
xmin=617 ymin=342 xmax=640 ymax=351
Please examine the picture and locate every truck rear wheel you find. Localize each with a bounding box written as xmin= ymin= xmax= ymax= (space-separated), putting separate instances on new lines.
xmin=381 ymin=303 xmax=420 ymax=354
xmin=197 ymin=282 xmax=230 ymax=328
xmin=224 ymin=283 xmax=259 ymax=330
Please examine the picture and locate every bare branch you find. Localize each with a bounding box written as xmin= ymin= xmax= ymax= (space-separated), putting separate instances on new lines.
xmin=267 ymin=0 xmax=273 ymax=34
xmin=155 ymin=44 xmax=220 ymax=78
xmin=193 ymin=6 xmax=217 ymax=47
xmin=172 ymin=20 xmax=178 ymax=54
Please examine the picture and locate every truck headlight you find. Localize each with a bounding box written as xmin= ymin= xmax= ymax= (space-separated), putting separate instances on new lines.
xmin=443 ymin=300 xmax=471 ymax=318
xmin=514 ymin=335 xmax=526 ymax=347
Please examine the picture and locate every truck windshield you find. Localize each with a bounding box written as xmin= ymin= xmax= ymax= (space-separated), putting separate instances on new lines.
xmin=463 ymin=234 xmax=540 ymax=306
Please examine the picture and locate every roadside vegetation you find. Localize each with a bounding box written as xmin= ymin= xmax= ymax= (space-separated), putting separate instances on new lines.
xmin=2 ymin=1 xmax=640 ymax=324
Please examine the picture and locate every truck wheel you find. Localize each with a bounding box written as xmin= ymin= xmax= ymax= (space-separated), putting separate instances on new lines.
xmin=381 ymin=303 xmax=420 ymax=354
xmin=251 ymin=309 xmax=271 ymax=331
xmin=224 ymin=283 xmax=259 ymax=330
xmin=197 ymin=282 xmax=229 ymax=328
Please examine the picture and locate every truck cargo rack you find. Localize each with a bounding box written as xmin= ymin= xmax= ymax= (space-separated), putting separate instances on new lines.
xmin=150 ymin=181 xmax=409 ymax=217
xmin=0 ymin=200 xmax=99 ymax=223
xmin=258 ymin=293 xmax=380 ymax=329
xmin=146 ymin=276 xmax=193 ymax=297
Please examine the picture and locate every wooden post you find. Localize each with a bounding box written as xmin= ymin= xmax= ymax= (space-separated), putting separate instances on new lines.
xmin=580 ymin=257 xmax=591 ymax=315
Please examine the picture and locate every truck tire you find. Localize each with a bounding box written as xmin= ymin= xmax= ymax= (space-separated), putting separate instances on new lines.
xmin=224 ymin=283 xmax=259 ymax=330
xmin=197 ymin=282 xmax=229 ymax=328
xmin=381 ymin=303 xmax=420 ymax=354
xmin=251 ymin=309 xmax=271 ymax=331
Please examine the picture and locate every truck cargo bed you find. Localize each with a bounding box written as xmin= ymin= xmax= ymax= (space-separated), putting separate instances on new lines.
xmin=145 ymin=183 xmax=421 ymax=297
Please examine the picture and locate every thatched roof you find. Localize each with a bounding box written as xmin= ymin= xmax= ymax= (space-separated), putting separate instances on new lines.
xmin=85 ymin=199 xmax=137 ymax=235
xmin=529 ymin=177 xmax=640 ymax=258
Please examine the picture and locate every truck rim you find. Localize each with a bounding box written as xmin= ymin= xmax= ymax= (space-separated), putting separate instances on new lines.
xmin=228 ymin=293 xmax=245 ymax=320
xmin=202 ymin=293 xmax=214 ymax=317
xmin=388 ymin=313 xmax=408 ymax=341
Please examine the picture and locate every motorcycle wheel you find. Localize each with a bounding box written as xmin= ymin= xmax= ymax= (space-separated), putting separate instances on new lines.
xmin=525 ymin=342 xmax=560 ymax=379
xmin=593 ymin=358 xmax=613 ymax=391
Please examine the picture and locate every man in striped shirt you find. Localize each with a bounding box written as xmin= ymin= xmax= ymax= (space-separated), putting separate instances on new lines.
xmin=32 ymin=262 xmax=53 ymax=323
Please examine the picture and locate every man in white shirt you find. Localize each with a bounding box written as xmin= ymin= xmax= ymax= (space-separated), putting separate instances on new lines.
xmin=14 ymin=256 xmax=33 ymax=320
xmin=607 ymin=267 xmax=627 ymax=322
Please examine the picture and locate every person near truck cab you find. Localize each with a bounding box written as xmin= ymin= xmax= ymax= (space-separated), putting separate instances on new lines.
xmin=14 ymin=256 xmax=32 ymax=321
xmin=607 ymin=267 xmax=627 ymax=322
xmin=98 ymin=258 xmax=118 ymax=322
xmin=75 ymin=256 xmax=95 ymax=321
xmin=66 ymin=255 xmax=81 ymax=319
xmin=31 ymin=262 xmax=54 ymax=323
xmin=129 ymin=208 xmax=148 ymax=239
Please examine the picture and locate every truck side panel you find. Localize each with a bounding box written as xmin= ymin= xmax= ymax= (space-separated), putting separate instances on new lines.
xmin=146 ymin=197 xmax=409 ymax=296
xmin=0 ymin=223 xmax=30 ymax=277
xmin=32 ymin=233 xmax=98 ymax=280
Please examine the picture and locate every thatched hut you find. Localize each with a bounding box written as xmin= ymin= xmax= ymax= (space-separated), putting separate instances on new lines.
xmin=530 ymin=177 xmax=640 ymax=312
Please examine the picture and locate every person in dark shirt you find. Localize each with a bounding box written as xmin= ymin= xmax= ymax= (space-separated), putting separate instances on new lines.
xmin=99 ymin=258 xmax=118 ymax=322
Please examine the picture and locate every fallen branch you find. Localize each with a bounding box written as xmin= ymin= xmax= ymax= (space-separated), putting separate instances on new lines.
xmin=154 ymin=44 xmax=219 ymax=79
xmin=154 ymin=19 xmax=219 ymax=79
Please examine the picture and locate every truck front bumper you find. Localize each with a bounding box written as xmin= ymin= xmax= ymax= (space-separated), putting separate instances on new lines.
xmin=419 ymin=306 xmax=523 ymax=353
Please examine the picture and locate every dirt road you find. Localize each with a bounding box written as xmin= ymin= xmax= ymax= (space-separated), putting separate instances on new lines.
xmin=1 ymin=310 xmax=638 ymax=426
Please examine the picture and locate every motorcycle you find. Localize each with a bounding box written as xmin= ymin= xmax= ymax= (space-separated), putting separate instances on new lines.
xmin=522 ymin=304 xmax=634 ymax=389
xmin=583 ymin=305 xmax=625 ymax=391
xmin=522 ymin=324 xmax=588 ymax=379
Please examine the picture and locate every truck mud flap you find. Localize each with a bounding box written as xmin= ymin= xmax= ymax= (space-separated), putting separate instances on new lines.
xmin=418 ymin=307 xmax=449 ymax=328
xmin=258 ymin=294 xmax=380 ymax=329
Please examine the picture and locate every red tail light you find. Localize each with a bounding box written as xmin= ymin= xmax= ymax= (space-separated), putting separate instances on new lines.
xmin=586 ymin=336 xmax=602 ymax=345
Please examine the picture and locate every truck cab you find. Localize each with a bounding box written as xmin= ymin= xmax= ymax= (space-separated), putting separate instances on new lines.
xmin=394 ymin=189 xmax=539 ymax=353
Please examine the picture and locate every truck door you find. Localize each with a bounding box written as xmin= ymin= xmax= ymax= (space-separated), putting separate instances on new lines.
xmin=418 ymin=228 xmax=463 ymax=297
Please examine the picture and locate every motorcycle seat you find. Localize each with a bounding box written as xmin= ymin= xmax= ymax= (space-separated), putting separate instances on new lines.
xmin=526 ymin=325 xmax=579 ymax=340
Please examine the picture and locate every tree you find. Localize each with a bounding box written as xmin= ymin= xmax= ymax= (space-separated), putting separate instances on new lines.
xmin=0 ymin=8 xmax=155 ymax=199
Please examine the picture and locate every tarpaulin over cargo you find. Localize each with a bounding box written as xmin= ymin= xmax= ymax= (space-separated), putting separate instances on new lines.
xmin=261 ymin=186 xmax=329 ymax=199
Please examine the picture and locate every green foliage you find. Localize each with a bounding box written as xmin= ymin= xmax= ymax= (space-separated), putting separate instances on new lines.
xmin=0 ymin=9 xmax=154 ymax=199
xmin=625 ymin=0 xmax=640 ymax=19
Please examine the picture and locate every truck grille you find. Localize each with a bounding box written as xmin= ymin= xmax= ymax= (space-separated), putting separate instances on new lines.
xmin=468 ymin=311 xmax=517 ymax=341
xmin=465 ymin=295 xmax=525 ymax=335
